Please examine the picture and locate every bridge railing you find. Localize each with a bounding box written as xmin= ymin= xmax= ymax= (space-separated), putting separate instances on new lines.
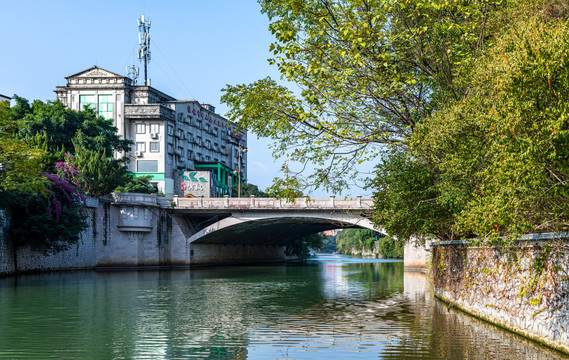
xmin=157 ymin=195 xmax=373 ymax=210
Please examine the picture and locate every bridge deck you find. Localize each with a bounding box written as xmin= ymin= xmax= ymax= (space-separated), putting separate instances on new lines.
xmin=162 ymin=196 xmax=372 ymax=210
xmin=110 ymin=193 xmax=373 ymax=211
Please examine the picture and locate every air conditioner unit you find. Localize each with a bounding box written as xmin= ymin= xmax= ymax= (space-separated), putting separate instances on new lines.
xmin=135 ymin=151 xmax=143 ymax=157
xmin=150 ymin=133 xmax=158 ymax=139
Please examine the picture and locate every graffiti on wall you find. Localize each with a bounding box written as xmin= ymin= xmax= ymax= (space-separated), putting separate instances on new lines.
xmin=179 ymin=170 xmax=212 ymax=198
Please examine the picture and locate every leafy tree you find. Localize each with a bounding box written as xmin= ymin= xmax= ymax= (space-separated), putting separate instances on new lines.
xmin=370 ymin=151 xmax=465 ymax=241
xmin=372 ymin=0 xmax=569 ymax=242
xmin=321 ymin=234 xmax=338 ymax=253
xmin=71 ymin=146 xmax=131 ymax=196
xmin=13 ymin=96 xmax=131 ymax=155
xmin=286 ymin=232 xmax=325 ymax=259
xmin=0 ymin=96 xmax=136 ymax=256
xmin=336 ymin=228 xmax=378 ymax=254
xmin=6 ymin=160 xmax=89 ymax=254
xmin=230 ymin=182 xmax=268 ymax=197
xmin=377 ymin=235 xmax=404 ymax=259
xmin=0 ymin=101 xmax=47 ymax=194
xmin=222 ymin=0 xmax=498 ymax=192
xmin=114 ymin=175 xmax=157 ymax=194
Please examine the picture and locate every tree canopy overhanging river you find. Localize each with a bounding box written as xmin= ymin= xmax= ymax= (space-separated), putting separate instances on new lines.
xmin=0 ymin=254 xmax=566 ymax=359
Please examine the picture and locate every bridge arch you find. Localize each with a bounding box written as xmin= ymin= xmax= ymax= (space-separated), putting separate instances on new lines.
xmin=186 ymin=211 xmax=383 ymax=245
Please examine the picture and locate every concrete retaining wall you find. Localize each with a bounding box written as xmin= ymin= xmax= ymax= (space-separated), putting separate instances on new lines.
xmin=433 ymin=239 xmax=569 ymax=354
xmin=403 ymin=238 xmax=430 ymax=271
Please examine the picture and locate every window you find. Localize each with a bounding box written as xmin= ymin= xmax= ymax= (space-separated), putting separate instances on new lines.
xmin=167 ymin=144 xmax=173 ymax=153
xmin=205 ymin=140 xmax=211 ymax=149
xmin=150 ymin=142 xmax=160 ymax=152
xmin=136 ymin=142 xmax=146 ymax=152
xmin=187 ymin=150 xmax=193 ymax=160
xmin=177 ymin=129 xmax=184 ymax=138
xmin=98 ymin=95 xmax=113 ymax=120
xmin=167 ymin=126 xmax=174 ymax=136
xmin=79 ymin=95 xmax=95 ymax=111
xmin=206 ymin=155 xmax=211 ymax=162
xmin=197 ymin=137 xmax=202 ymax=146
xmin=187 ymin=132 xmax=192 ymax=142
xmin=150 ymin=123 xmax=160 ymax=133
xmin=137 ymin=160 xmax=158 ymax=172
xmin=136 ymin=123 xmax=146 ymax=134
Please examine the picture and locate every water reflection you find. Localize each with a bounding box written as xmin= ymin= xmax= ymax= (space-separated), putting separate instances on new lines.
xmin=0 ymin=255 xmax=566 ymax=359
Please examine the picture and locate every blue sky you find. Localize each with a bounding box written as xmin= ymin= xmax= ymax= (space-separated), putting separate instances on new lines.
xmin=0 ymin=0 xmax=371 ymax=197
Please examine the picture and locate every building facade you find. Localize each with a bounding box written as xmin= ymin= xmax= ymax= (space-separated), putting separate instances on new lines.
xmin=55 ymin=66 xmax=247 ymax=196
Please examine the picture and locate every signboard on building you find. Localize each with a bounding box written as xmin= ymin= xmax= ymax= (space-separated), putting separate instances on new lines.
xmin=180 ymin=170 xmax=212 ymax=198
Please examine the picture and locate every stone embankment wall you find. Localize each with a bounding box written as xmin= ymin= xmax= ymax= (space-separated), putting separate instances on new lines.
xmin=0 ymin=200 xmax=100 ymax=276
xmin=0 ymin=209 xmax=15 ymax=275
xmin=433 ymin=239 xmax=569 ymax=354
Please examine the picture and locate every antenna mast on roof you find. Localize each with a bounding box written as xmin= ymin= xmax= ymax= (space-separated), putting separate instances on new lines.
xmin=126 ymin=65 xmax=139 ymax=84
xmin=137 ymin=14 xmax=151 ymax=86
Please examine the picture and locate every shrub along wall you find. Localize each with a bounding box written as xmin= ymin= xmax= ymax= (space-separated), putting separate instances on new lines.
xmin=433 ymin=238 xmax=569 ymax=354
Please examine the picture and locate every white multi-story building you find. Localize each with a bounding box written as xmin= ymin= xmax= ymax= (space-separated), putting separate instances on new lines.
xmin=55 ymin=66 xmax=247 ymax=196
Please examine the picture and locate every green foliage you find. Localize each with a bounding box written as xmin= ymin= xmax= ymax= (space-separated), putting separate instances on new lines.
xmin=0 ymin=101 xmax=48 ymax=194
xmin=114 ymin=175 xmax=157 ymax=194
xmin=336 ymin=228 xmax=377 ymax=254
xmin=321 ymin=235 xmax=338 ymax=253
xmin=230 ymin=182 xmax=268 ymax=197
xmin=370 ymin=151 xmax=467 ymax=241
xmin=286 ymin=232 xmax=325 ymax=259
xmin=377 ymin=235 xmax=404 ymax=259
xmin=4 ymin=161 xmax=89 ymax=254
xmin=222 ymin=0 xmax=498 ymax=192
xmin=71 ymin=146 xmax=131 ymax=197
xmin=13 ymin=97 xmax=131 ymax=154
xmin=0 ymin=95 xmax=135 ymax=255
xmin=371 ymin=0 xmax=569 ymax=242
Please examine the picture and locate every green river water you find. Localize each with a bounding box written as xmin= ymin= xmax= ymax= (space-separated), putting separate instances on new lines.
xmin=0 ymin=254 xmax=566 ymax=359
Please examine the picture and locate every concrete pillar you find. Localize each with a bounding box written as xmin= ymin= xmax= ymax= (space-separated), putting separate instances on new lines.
xmin=357 ymin=195 xmax=362 ymax=208
xmin=250 ymin=195 xmax=256 ymax=207
xmin=330 ymin=195 xmax=335 ymax=207
xmin=404 ymin=237 xmax=430 ymax=271
xmin=224 ymin=195 xmax=229 ymax=207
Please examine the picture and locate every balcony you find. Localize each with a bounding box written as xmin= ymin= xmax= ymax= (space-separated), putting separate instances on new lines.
xmin=124 ymin=104 xmax=175 ymax=121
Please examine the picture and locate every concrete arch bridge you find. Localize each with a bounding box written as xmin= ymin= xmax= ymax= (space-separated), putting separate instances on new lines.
xmin=101 ymin=193 xmax=384 ymax=267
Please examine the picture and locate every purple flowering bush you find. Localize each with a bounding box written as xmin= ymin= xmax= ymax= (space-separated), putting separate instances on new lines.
xmin=7 ymin=156 xmax=90 ymax=254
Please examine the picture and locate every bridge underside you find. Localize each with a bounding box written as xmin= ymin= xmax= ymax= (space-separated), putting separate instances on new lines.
xmin=191 ymin=217 xmax=358 ymax=245
xmin=176 ymin=211 xmax=380 ymax=246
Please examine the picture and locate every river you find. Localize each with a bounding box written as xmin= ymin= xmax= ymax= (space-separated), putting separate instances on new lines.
xmin=0 ymin=254 xmax=566 ymax=359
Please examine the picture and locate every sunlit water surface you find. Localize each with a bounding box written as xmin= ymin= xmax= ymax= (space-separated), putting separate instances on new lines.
xmin=0 ymin=254 xmax=566 ymax=359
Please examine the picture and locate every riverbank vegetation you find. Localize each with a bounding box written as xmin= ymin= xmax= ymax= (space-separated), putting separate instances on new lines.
xmin=335 ymin=229 xmax=403 ymax=258
xmin=0 ymin=97 xmax=154 ymax=254
xmin=224 ymin=0 xmax=569 ymax=245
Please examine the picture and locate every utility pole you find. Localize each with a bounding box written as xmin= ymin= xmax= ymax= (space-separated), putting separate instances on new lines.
xmin=137 ymin=14 xmax=151 ymax=86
